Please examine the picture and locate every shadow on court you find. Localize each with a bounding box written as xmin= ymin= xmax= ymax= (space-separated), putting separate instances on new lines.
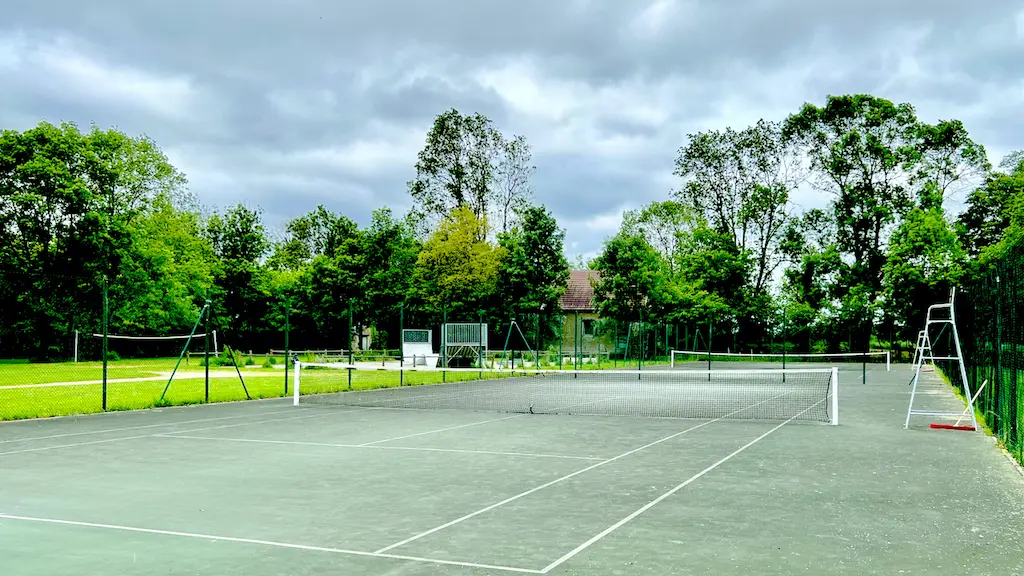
xmin=1 ymin=365 xmax=1022 ymax=575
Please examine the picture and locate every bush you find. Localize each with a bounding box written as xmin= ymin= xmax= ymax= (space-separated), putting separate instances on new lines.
xmin=104 ymin=350 xmax=121 ymax=362
xmin=245 ymin=356 xmax=255 ymax=366
xmin=215 ymin=346 xmax=244 ymax=367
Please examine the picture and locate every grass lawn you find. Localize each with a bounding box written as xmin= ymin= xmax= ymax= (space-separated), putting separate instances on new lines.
xmin=0 ymin=356 xmax=655 ymax=421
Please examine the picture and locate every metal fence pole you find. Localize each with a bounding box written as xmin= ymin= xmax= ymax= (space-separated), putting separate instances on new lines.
xmin=101 ymin=276 xmax=108 ymax=411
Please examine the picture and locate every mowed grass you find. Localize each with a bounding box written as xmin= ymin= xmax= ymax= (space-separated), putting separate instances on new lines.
xmin=0 ymin=355 xmax=647 ymax=420
xmin=0 ymin=361 xmax=546 ymax=420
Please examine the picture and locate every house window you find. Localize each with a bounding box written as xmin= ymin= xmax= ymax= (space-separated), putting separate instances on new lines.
xmin=581 ymin=319 xmax=596 ymax=337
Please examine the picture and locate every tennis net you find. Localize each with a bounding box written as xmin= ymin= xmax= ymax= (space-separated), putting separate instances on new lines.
xmin=671 ymin=350 xmax=890 ymax=371
xmin=292 ymin=363 xmax=838 ymax=424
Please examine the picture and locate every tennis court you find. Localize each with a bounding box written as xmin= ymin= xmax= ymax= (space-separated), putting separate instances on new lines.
xmin=2 ymin=364 xmax=1022 ymax=575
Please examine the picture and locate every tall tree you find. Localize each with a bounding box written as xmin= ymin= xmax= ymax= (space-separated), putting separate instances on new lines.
xmin=496 ymin=205 xmax=569 ymax=344
xmin=493 ymin=135 xmax=535 ymax=233
xmin=408 ymin=109 xmax=503 ymax=226
xmin=782 ymin=94 xmax=984 ymax=349
xmin=0 ymin=121 xmax=185 ymax=358
xmin=882 ymin=203 xmax=965 ymax=338
xmin=674 ymin=120 xmax=800 ymax=292
xmin=407 ymin=109 xmax=534 ymax=236
xmin=958 ymin=151 xmax=1024 ymax=257
xmin=206 ymin=205 xmax=272 ymax=343
xmin=620 ymin=200 xmax=693 ymax=272
xmin=360 ymin=208 xmax=420 ymax=348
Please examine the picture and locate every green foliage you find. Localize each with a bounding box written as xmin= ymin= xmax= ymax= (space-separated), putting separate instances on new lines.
xmin=497 ymin=205 xmax=569 ymax=322
xmin=215 ymin=346 xmax=245 ymax=367
xmin=412 ymin=205 xmax=504 ymax=319
xmin=407 ymin=109 xmax=534 ymax=234
xmin=882 ymin=203 xmax=964 ymax=332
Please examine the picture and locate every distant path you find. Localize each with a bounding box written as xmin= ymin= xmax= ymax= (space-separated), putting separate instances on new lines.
xmin=1 ymin=371 xmax=269 ymax=390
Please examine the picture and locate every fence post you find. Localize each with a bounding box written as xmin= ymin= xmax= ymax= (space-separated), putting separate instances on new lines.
xmin=284 ymin=303 xmax=290 ymax=395
xmin=101 ymin=276 xmax=108 ymax=411
xmin=348 ymin=300 xmax=354 ymax=390
xmin=204 ymin=302 xmax=210 ymax=402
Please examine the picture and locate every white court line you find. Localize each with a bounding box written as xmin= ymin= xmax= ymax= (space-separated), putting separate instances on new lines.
xmin=0 ymin=513 xmax=541 ymax=574
xmin=372 ymin=418 xmax=721 ymax=554
xmin=539 ymin=398 xmax=827 ymax=573
xmin=0 ymin=408 xmax=297 ymax=444
xmin=0 ymin=412 xmax=332 ymax=457
xmin=357 ymin=414 xmax=524 ymax=446
xmin=156 ymin=434 xmax=605 ymax=461
xmin=373 ymin=390 xmax=800 ymax=555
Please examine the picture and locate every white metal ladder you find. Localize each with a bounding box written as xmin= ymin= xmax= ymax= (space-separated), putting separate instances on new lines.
xmin=904 ymin=288 xmax=977 ymax=430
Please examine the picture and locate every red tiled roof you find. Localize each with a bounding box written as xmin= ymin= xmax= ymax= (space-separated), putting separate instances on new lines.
xmin=560 ymin=270 xmax=601 ymax=311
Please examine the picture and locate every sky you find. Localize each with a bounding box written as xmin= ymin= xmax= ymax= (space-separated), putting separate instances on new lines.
xmin=2 ymin=1 xmax=1023 ymax=261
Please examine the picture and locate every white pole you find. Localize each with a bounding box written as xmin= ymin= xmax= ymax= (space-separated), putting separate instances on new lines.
xmin=74 ymin=330 xmax=79 ymax=363
xmin=213 ymin=330 xmax=219 ymax=357
xmin=293 ymin=360 xmax=301 ymax=406
xmin=831 ymin=367 xmax=839 ymax=426
xmin=886 ymin=350 xmax=891 ymax=372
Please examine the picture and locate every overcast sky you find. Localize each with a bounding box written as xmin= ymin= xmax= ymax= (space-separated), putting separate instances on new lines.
xmin=2 ymin=1 xmax=1022 ymax=260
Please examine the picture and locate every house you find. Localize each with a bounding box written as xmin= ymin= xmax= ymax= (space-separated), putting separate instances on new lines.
xmin=559 ymin=270 xmax=617 ymax=356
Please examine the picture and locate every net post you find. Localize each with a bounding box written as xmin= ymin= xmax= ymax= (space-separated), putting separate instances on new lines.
xmin=831 ymin=367 xmax=839 ymax=426
xmin=536 ymin=311 xmax=542 ymax=372
xmin=637 ymin=308 xmax=643 ymax=373
xmin=74 ymin=330 xmax=78 ymax=364
xmin=292 ymin=360 xmax=301 ymax=406
xmin=862 ymin=353 xmax=866 ymax=385
xmin=212 ymin=330 xmax=218 ymax=357
xmin=886 ymin=350 xmax=891 ymax=371
xmin=442 ymin=307 xmax=447 ymax=380
xmin=478 ymin=312 xmax=484 ymax=378
xmin=101 ymin=276 xmax=108 ymax=411
xmin=707 ymin=320 xmax=712 ymax=381
xmin=204 ymin=302 xmax=210 ymax=403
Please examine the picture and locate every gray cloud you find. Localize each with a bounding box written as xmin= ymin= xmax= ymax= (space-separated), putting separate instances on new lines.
xmin=1 ymin=0 xmax=1022 ymax=259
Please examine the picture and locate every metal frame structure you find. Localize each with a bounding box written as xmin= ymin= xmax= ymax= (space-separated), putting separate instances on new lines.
xmin=905 ymin=288 xmax=977 ymax=430
xmin=441 ymin=322 xmax=488 ymax=366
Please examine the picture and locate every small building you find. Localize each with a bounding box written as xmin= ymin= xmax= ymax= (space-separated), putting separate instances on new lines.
xmin=559 ymin=270 xmax=616 ymax=357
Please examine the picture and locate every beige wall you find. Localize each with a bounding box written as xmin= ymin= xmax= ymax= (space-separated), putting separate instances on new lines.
xmin=559 ymin=312 xmax=616 ymax=354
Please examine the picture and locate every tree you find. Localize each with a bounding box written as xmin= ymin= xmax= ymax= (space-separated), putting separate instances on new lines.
xmin=0 ymin=121 xmax=187 ymax=358
xmin=493 ymin=135 xmax=535 ymax=233
xmin=782 ymin=95 xmax=984 ymax=350
xmin=408 ymin=109 xmax=503 ymax=226
xmin=111 ymin=195 xmax=216 ymax=333
xmin=407 ymin=109 xmax=534 ymax=235
xmin=958 ymin=152 xmax=1024 ymax=257
xmin=620 ymin=200 xmax=694 ymax=272
xmin=882 ymin=204 xmax=965 ymax=339
xmin=411 ymin=206 xmax=504 ymax=320
xmin=496 ymin=206 xmax=569 ymax=345
xmin=205 ymin=205 xmax=272 ymax=344
xmin=674 ymin=120 xmax=800 ymax=292
xmin=592 ymin=233 xmax=670 ymax=323
xmin=360 ymin=208 xmax=420 ymax=348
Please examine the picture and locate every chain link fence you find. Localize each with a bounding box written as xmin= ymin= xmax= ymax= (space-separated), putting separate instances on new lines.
xmin=945 ymin=243 xmax=1024 ymax=465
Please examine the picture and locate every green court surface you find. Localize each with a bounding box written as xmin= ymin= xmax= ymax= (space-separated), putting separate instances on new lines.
xmin=1 ymin=365 xmax=1022 ymax=575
